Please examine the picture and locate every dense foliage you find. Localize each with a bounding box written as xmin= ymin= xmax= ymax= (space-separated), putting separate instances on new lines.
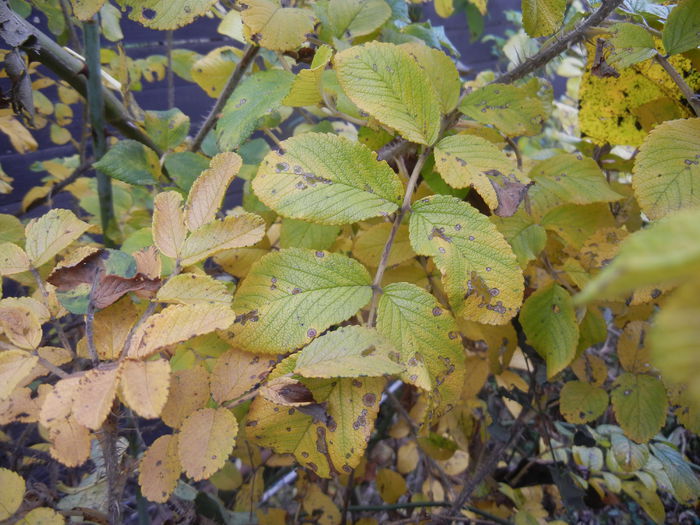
xmin=1 ymin=0 xmax=699 ymax=523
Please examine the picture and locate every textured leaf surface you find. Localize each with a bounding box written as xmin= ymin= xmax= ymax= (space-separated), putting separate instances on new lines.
xmin=178 ymin=407 xmax=238 ymax=481
xmin=157 ymin=273 xmax=231 ymax=305
xmin=0 ymin=304 xmax=42 ymax=350
xmin=295 ymin=326 xmax=404 ymax=378
xmin=120 ymin=0 xmax=216 ymax=29
xmin=25 ymin=209 xmax=90 ymax=268
xmin=0 ymin=243 xmax=30 ymax=275
xmin=560 ymin=381 xmax=609 ymax=424
xmin=153 ymin=191 xmax=187 ymax=259
xmin=161 ymin=365 xmax=210 ymax=428
xmin=185 ymin=152 xmax=242 ymax=231
xmin=145 ymin=109 xmax=189 ymax=152
xmin=577 ymin=208 xmax=700 ymax=302
xmin=211 ymin=348 xmax=274 ymax=403
xmin=230 ymin=249 xmax=372 ymax=353
xmin=522 ymin=0 xmax=565 ymax=37
xmin=240 ymin=0 xmax=315 ymax=51
xmin=400 ymin=43 xmax=460 ymax=112
xmin=492 ymin=211 xmax=546 ymax=268
xmin=662 ymin=0 xmax=700 ymax=55
xmin=93 ymin=139 xmax=160 ymax=185
xmin=650 ymin=443 xmax=700 ymax=504
xmin=216 ymin=70 xmax=294 ymax=151
xmin=121 ymin=359 xmax=171 ymax=419
xmin=128 ymin=304 xmax=236 ymax=359
xmin=434 ymin=135 xmax=528 ymax=216
xmin=0 ymin=468 xmax=24 ymax=520
xmin=520 ymin=283 xmax=579 ymax=378
xmin=253 ymin=133 xmax=403 ymax=225
xmin=334 ymin=42 xmax=441 ymax=145
xmin=611 ymin=372 xmax=667 ymax=443
xmin=180 ymin=213 xmax=266 ymax=266
xmin=353 ymin=223 xmax=414 ymax=268
xmin=279 ymin=219 xmax=340 ymax=250
xmin=283 ymin=45 xmax=333 ymax=107
xmin=633 ymin=118 xmax=700 ymax=220
xmin=327 ymin=0 xmax=391 ymax=39
xmin=0 ymin=350 xmax=38 ymax=400
xmin=73 ymin=366 xmax=120 ymax=430
xmin=138 ymin=435 xmax=181 ymax=503
xmin=377 ymin=282 xmax=465 ymax=410
xmin=409 ymin=195 xmax=523 ymax=324
xmin=608 ymin=23 xmax=656 ymax=68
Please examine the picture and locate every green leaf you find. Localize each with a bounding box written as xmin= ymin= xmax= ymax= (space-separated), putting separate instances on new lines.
xmin=607 ymin=23 xmax=656 ymax=68
xmin=118 ymin=0 xmax=217 ymax=29
xmin=240 ymin=0 xmax=316 ymax=51
xmin=434 ymin=134 xmax=529 ymax=216
xmin=491 ymin=210 xmax=546 ymax=268
xmin=662 ymin=0 xmax=700 ymax=55
xmin=100 ymin=3 xmax=123 ymax=42
xmin=522 ymin=0 xmax=566 ymax=37
xmin=409 ymin=195 xmax=524 ymax=324
xmin=650 ymin=442 xmax=700 ymax=504
xmin=459 ymin=83 xmax=546 ymax=137
xmin=282 ymin=45 xmax=333 ymax=107
xmin=540 ymin=203 xmax=615 ymax=249
xmin=560 ymin=381 xmax=608 ymax=424
xmin=229 ymin=248 xmax=372 ymax=353
xmin=279 ymin=219 xmax=340 ymax=250
xmin=377 ymin=282 xmax=466 ymax=411
xmin=611 ymin=372 xmax=667 ymax=443
xmin=633 ymin=118 xmax=700 ymax=221
xmin=252 ymin=133 xmax=403 ymax=225
xmin=530 ymin=153 xmax=622 ymax=206
xmin=164 ymin=152 xmax=211 ymax=192
xmin=145 ymin=109 xmax=190 ymax=152
xmin=216 ymin=70 xmax=294 ymax=151
xmin=327 ymin=0 xmax=392 ymax=39
xmin=93 ymin=139 xmax=161 ymax=185
xmin=294 ymin=326 xmax=404 ymax=378
xmin=520 ymin=283 xmax=579 ymax=378
xmin=576 ymin=208 xmax=700 ymax=303
xmin=399 ymin=43 xmax=460 ymax=113
xmin=334 ymin=42 xmax=441 ymax=145
xmin=622 ymin=481 xmax=666 ymax=524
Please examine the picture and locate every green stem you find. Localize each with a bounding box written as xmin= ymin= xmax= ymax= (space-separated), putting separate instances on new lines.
xmin=346 ymin=501 xmax=513 ymax=525
xmin=83 ymin=17 xmax=116 ymax=247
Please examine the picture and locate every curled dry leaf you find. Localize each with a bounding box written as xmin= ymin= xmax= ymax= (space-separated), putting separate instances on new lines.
xmin=259 ymin=376 xmax=316 ymax=406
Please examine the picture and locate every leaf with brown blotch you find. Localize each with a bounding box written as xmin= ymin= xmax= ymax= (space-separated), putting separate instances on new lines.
xmin=259 ymin=376 xmax=316 ymax=406
xmin=138 ymin=434 xmax=181 ymax=503
xmin=0 ymin=350 xmax=39 ymax=399
xmin=488 ymin=172 xmax=532 ymax=217
xmin=0 ymin=384 xmax=50 ymax=425
xmin=178 ymin=407 xmax=238 ymax=481
xmin=72 ymin=365 xmax=121 ymax=430
xmin=92 ymin=273 xmax=161 ymax=309
xmin=47 ymin=246 xmax=102 ymax=289
xmin=39 ymin=377 xmax=81 ymax=428
xmin=161 ymin=365 xmax=210 ymax=428
xmin=185 ymin=152 xmax=242 ymax=232
xmin=210 ymin=348 xmax=275 ymax=404
xmin=121 ymin=359 xmax=171 ymax=419
xmin=127 ymin=303 xmax=236 ymax=359
xmin=0 ymin=304 xmax=43 ymax=350
xmin=153 ymin=191 xmax=188 ymax=259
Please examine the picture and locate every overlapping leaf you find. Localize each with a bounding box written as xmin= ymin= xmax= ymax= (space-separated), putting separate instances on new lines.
xmin=240 ymin=0 xmax=315 ymax=51
xmin=522 ymin=0 xmax=565 ymax=37
xmin=24 ymin=209 xmax=90 ymax=268
xmin=283 ymin=45 xmax=333 ymax=107
xmin=662 ymin=0 xmax=700 ymax=55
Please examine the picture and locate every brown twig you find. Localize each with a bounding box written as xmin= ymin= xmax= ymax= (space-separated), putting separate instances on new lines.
xmin=30 ymin=267 xmax=75 ymax=357
xmin=654 ymin=52 xmax=700 ymax=116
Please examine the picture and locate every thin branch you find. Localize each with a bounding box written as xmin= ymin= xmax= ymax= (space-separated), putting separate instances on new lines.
xmin=58 ymin=0 xmax=82 ymax=54
xmin=35 ymin=354 xmax=69 ymax=378
xmin=654 ymin=52 xmax=700 ymax=116
xmin=367 ymin=150 xmax=430 ymax=326
xmin=166 ymin=30 xmax=175 ymax=109
xmin=30 ymin=268 xmax=75 ymax=357
xmin=190 ymin=44 xmax=260 ymax=152
xmin=23 ymin=161 xmax=92 ymax=214
xmin=346 ymin=501 xmax=513 ymax=525
xmin=85 ymin=269 xmax=102 ymax=365
xmin=261 ymin=126 xmax=284 ymax=149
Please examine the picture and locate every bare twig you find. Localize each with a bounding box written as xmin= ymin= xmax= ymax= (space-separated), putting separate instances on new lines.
xmin=166 ymin=30 xmax=175 ymax=109
xmin=30 ymin=268 xmax=75 ymax=357
xmin=654 ymin=52 xmax=700 ymax=116
xmin=35 ymin=354 xmax=69 ymax=378
xmin=85 ymin=270 xmax=101 ymax=366
xmin=367 ymin=150 xmax=430 ymax=326
xmin=190 ymin=44 xmax=260 ymax=152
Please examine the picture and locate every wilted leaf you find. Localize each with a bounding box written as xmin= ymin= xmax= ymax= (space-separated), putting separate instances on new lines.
xmin=611 ymin=372 xmax=667 ymax=443
xmin=121 ymin=359 xmax=171 ymax=419
xmin=24 ymin=209 xmax=90 ymax=268
xmin=178 ymin=407 xmax=238 ymax=481
xmin=138 ymin=434 xmax=181 ymax=503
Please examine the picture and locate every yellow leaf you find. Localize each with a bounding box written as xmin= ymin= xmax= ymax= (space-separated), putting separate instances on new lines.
xmin=0 ymin=304 xmax=43 ymax=350
xmin=153 ymin=191 xmax=187 ymax=260
xmin=127 ymin=303 xmax=235 ymax=359
xmin=302 ymin=484 xmax=340 ymax=525
xmin=180 ymin=213 xmax=266 ymax=266
xmin=24 ymin=209 xmax=90 ymax=268
xmin=138 ymin=434 xmax=181 ymax=503
xmin=400 ymin=42 xmax=461 ymax=113
xmin=571 ymin=353 xmax=608 ymax=386
xmin=39 ymin=377 xmax=81 ymax=429
xmin=71 ymin=0 xmax=105 ymax=20
xmin=48 ymin=417 xmax=91 ymax=467
xmin=560 ymin=381 xmax=609 ymax=424
xmin=0 ymin=115 xmax=37 ymax=154
xmin=618 ymin=320 xmax=653 ymax=374
xmin=185 ymin=152 xmax=242 ymax=231
xmin=0 ymin=243 xmax=30 ymax=275
xmin=161 ymin=365 xmax=210 ymax=428
xmin=121 ymin=0 xmax=217 ymax=30
xmin=213 ymin=236 xmax=271 ymax=279
xmin=156 ymin=273 xmax=232 ymax=305
xmin=92 ymin=297 xmax=140 ymax=360
xmin=376 ymin=468 xmax=407 ymax=504
xmin=282 ymin=45 xmax=333 ymax=107
xmin=16 ymin=507 xmax=65 ymax=525
xmin=0 ymin=385 xmax=50 ymax=425
xmin=210 ymin=348 xmax=274 ymax=404
xmin=0 ymin=350 xmax=39 ymax=399
xmin=191 ymin=46 xmax=242 ymax=98
xmin=353 ymin=223 xmax=414 ymax=268
xmin=178 ymin=407 xmax=238 ymax=481
xmin=73 ymin=365 xmax=121 ymax=430
xmin=121 ymin=359 xmax=171 ymax=419
xmin=240 ymin=0 xmax=315 ymax=51
xmin=0 ymin=468 xmax=25 ymax=520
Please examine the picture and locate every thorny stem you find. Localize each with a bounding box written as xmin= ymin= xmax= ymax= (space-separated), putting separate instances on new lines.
xmin=654 ymin=52 xmax=700 ymax=116
xmin=190 ymin=44 xmax=260 ymax=152
xmin=30 ymin=267 xmax=75 ymax=357
xmin=367 ymin=150 xmax=431 ymax=326
xmin=85 ymin=270 xmax=102 ymax=366
xmin=166 ymin=30 xmax=175 ymax=109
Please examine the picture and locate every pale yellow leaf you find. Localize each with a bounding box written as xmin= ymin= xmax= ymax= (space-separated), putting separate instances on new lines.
xmin=16 ymin=507 xmax=65 ymax=525
xmin=138 ymin=434 xmax=181 ymax=503
xmin=48 ymin=417 xmax=91 ymax=467
xmin=0 ymin=350 xmax=39 ymax=399
xmin=161 ymin=365 xmax=210 ymax=428
xmin=0 ymin=468 xmax=25 ymax=520
xmin=302 ymin=484 xmax=340 ymax=525
xmin=156 ymin=273 xmax=232 ymax=305
xmin=240 ymin=0 xmax=315 ymax=51
xmin=153 ymin=191 xmax=187 ymax=259
xmin=92 ymin=297 xmax=140 ymax=360
xmin=0 ymin=243 xmax=30 ymax=275
xmin=121 ymin=359 xmax=171 ymax=419
xmin=24 ymin=209 xmax=90 ymax=267
xmin=178 ymin=407 xmax=238 ymax=481
xmin=0 ymin=304 xmax=43 ymax=350
xmin=353 ymin=223 xmax=414 ymax=268
xmin=73 ymin=365 xmax=121 ymax=430
xmin=210 ymin=348 xmax=274 ymax=404
xmin=0 ymin=115 xmax=37 ymax=154
xmin=185 ymin=152 xmax=242 ymax=231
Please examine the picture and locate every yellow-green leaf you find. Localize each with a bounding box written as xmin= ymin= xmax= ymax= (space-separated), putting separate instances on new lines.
xmin=353 ymin=223 xmax=414 ymax=268
xmin=650 ymin=442 xmax=700 ymax=504
xmin=282 ymin=45 xmax=333 ymax=107
xmin=253 ymin=133 xmax=403 ymax=225
xmin=560 ymin=381 xmax=608 ymax=424
xmin=71 ymin=0 xmax=106 ymax=20
xmin=185 ymin=152 xmax=242 ymax=231
xmin=522 ymin=0 xmax=565 ymax=37
xmin=633 ymin=118 xmax=700 ymax=220
xmin=376 ymin=468 xmax=407 ymax=504
xmin=622 ymin=481 xmax=666 ymax=523
xmin=280 ymin=219 xmax=340 ymax=250
xmin=491 ymin=210 xmax=546 ymax=268
xmin=240 ymin=0 xmax=315 ymax=51
xmin=608 ymin=23 xmax=656 ymax=68
xmin=24 ymin=209 xmax=90 ymax=268
xmin=334 ymin=42 xmax=441 ymax=145
xmin=611 ymin=372 xmax=667 ymax=443
xmin=229 ymin=248 xmax=372 ymax=353
xmin=519 ymin=283 xmax=579 ymax=378
xmin=93 ymin=139 xmax=161 ymax=185
xmin=191 ymin=46 xmax=241 ymax=98
xmin=662 ymin=0 xmax=700 ymax=56
xmin=409 ymin=195 xmax=524 ymax=324
xmin=178 ymin=407 xmax=238 ymax=481
xmin=0 ymin=350 xmax=38 ymax=400
xmin=121 ymin=359 xmax=171 ymax=419
xmin=156 ymin=273 xmax=231 ymax=305
xmin=120 ymin=0 xmax=216 ymax=29
xmin=400 ymin=43 xmax=460 ymax=113
xmin=153 ymin=191 xmax=188 ymax=260
xmin=294 ymin=326 xmax=404 ymax=378
xmin=16 ymin=507 xmax=65 ymax=525
xmin=138 ymin=434 xmax=181 ymax=503
xmin=180 ymin=213 xmax=266 ymax=266
xmin=327 ymin=0 xmax=391 ymax=39
xmin=0 ymin=243 xmax=30 ymax=276
xmin=0 ymin=468 xmax=24 ymax=520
